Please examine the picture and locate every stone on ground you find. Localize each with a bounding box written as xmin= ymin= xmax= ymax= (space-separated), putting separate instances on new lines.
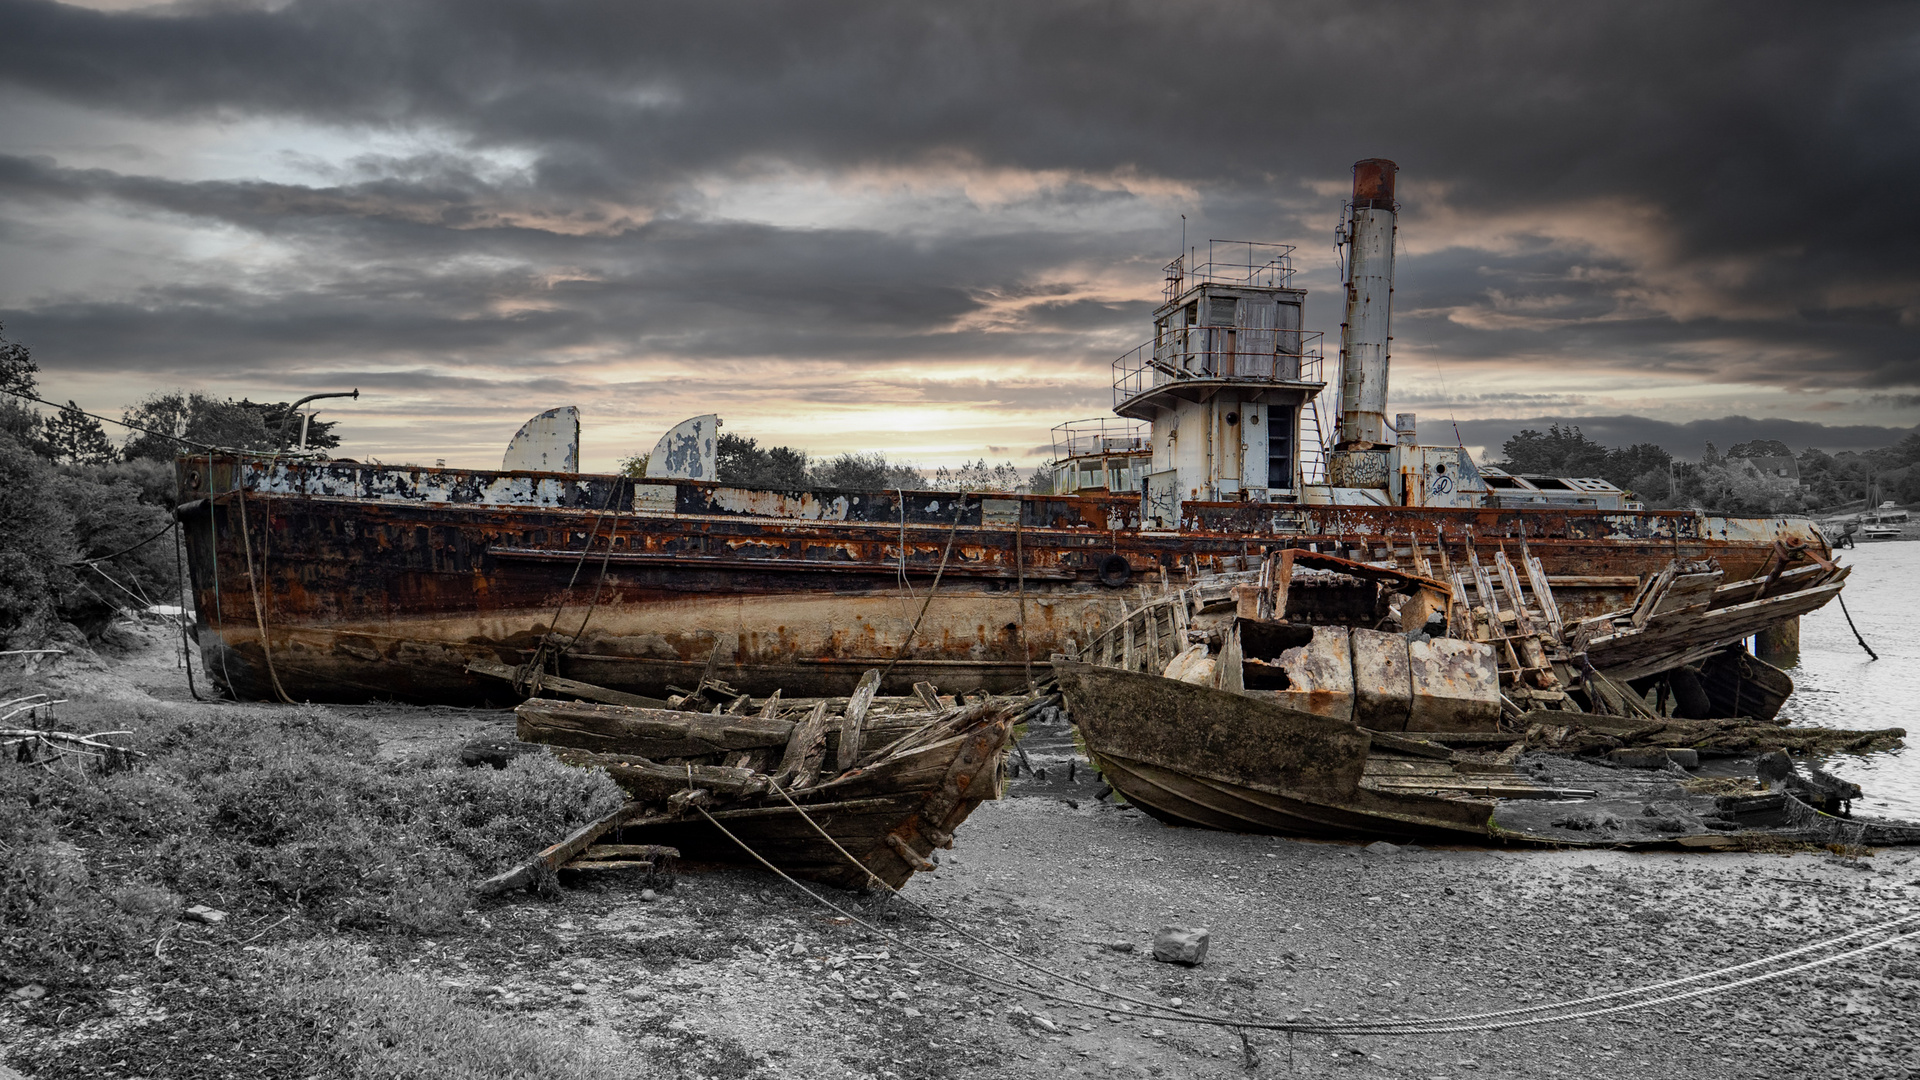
xmin=1152 ymin=926 xmax=1210 ymax=966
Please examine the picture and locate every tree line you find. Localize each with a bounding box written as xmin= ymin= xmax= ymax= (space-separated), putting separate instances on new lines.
xmin=1495 ymin=423 xmax=1920 ymax=514
xmin=0 ymin=325 xmax=354 ymax=648
xmin=698 ymin=432 xmax=1032 ymax=493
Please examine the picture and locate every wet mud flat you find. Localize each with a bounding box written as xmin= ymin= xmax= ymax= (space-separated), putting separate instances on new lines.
xmin=4 ymin=631 xmax=1919 ymax=1079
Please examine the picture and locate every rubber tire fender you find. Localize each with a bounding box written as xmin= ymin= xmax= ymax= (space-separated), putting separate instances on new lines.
xmin=1096 ymin=554 xmax=1132 ymax=588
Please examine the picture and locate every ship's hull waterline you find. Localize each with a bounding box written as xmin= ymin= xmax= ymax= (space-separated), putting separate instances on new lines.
xmin=175 ymin=457 xmax=1832 ymax=704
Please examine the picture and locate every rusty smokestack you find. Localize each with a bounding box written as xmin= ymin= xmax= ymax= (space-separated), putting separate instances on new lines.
xmin=1336 ymin=158 xmax=1398 ymax=451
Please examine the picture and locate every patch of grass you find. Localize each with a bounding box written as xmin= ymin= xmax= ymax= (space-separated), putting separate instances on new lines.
xmin=278 ymin=945 xmax=623 ymax=1080
xmin=0 ymin=702 xmax=625 ymax=998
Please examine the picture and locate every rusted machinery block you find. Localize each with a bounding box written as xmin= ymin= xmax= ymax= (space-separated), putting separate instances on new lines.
xmin=1406 ymin=638 xmax=1500 ymax=732
xmin=1264 ymin=626 xmax=1354 ymax=722
xmin=1350 ymin=628 xmax=1412 ymax=732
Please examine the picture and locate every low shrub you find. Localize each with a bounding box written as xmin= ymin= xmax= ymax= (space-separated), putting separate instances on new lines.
xmin=0 ymin=703 xmax=625 ymax=993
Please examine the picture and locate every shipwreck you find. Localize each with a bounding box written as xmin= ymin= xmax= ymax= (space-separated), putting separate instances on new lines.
xmin=1053 ymin=547 xmax=1910 ymax=847
xmin=174 ymin=159 xmax=1836 ymax=705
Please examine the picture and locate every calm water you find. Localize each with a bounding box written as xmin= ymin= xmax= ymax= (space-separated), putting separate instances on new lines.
xmin=1774 ymin=541 xmax=1920 ymax=820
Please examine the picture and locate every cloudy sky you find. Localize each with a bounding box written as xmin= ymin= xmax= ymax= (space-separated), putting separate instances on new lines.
xmin=3 ymin=0 xmax=1917 ymax=470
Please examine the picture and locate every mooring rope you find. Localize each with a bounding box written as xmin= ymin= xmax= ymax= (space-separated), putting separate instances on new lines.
xmin=876 ymin=495 xmax=969 ymax=689
xmin=695 ymin=799 xmax=1920 ymax=1036
xmin=232 ymin=483 xmax=296 ymax=704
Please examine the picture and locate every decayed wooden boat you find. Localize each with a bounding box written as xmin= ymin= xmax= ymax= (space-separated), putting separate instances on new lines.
xmin=1053 ymin=553 xmax=1918 ymax=849
xmin=490 ymin=676 xmax=1024 ymax=890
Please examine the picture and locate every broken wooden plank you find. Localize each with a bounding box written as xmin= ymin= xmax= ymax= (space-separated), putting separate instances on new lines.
xmin=783 ymin=701 xmax=832 ymax=789
xmin=550 ymin=748 xmax=771 ymax=801
xmin=582 ymin=844 xmax=680 ymax=859
xmin=476 ymin=801 xmax=664 ymax=896
xmin=516 ymin=698 xmax=794 ymax=757
xmin=467 ymin=659 xmax=669 ymax=709
xmin=836 ymin=669 xmax=883 ymax=773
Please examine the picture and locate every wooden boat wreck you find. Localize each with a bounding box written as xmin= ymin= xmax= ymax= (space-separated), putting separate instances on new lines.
xmin=1053 ymin=549 xmax=1916 ymax=849
xmin=173 ymin=159 xmax=1838 ymax=705
xmin=483 ymin=672 xmax=1027 ymax=891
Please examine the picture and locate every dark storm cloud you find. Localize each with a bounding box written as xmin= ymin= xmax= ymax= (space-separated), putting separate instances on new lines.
xmin=1 ymin=0 xmax=1917 ymax=412
xmin=1455 ymin=415 xmax=1920 ymax=462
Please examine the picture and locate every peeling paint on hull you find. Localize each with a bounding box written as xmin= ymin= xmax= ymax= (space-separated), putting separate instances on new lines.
xmin=176 ymin=457 xmax=1831 ymax=704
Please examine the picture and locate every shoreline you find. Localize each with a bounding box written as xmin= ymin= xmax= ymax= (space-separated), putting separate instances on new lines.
xmin=2 ymin=622 xmax=1917 ymax=1079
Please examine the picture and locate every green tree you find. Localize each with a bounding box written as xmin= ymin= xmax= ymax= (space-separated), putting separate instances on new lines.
xmin=813 ymin=450 xmax=923 ymax=490
xmin=0 ymin=323 xmax=49 ymax=457
xmin=121 ymin=392 xmax=273 ymax=460
xmin=0 ymin=321 xmax=36 ymax=397
xmin=717 ymin=433 xmax=814 ymax=488
xmin=1026 ymin=463 xmax=1055 ymax=495
xmin=1728 ymin=439 xmax=1792 ymax=458
xmin=0 ymin=439 xmax=74 ymax=647
xmin=617 ymin=452 xmax=650 ymax=478
xmin=43 ymin=400 xmax=118 ymax=466
xmin=931 ymin=459 xmax=1020 ymax=492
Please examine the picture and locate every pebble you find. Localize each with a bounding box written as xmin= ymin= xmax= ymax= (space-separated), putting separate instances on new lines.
xmin=182 ymin=905 xmax=227 ymax=925
xmin=569 ymin=982 xmax=588 ymax=994
xmin=640 ymin=889 xmax=658 ymax=902
xmin=1152 ymin=926 xmax=1210 ymax=966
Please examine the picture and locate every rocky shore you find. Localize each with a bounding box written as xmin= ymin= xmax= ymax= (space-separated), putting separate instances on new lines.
xmin=3 ymin=624 xmax=1917 ymax=1079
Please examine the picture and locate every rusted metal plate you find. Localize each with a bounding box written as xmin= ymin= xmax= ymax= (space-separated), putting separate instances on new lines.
xmin=174 ymin=455 xmax=1835 ymax=704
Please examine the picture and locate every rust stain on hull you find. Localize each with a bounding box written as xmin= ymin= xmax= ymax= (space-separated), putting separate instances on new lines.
xmin=177 ymin=457 xmax=1833 ymax=704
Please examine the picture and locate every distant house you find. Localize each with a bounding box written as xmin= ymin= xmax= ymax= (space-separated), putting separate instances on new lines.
xmin=1730 ymin=454 xmax=1802 ymax=486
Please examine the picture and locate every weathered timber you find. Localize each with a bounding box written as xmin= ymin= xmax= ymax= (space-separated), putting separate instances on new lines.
xmin=836 ymin=669 xmax=883 ymax=773
xmin=467 ymin=660 xmax=667 ymax=708
xmin=582 ymin=844 xmax=679 ymax=859
xmin=517 ymin=699 xmax=793 ymax=757
xmin=476 ymin=802 xmax=668 ymax=895
xmin=790 ymin=701 xmax=832 ymax=789
xmin=549 ymin=749 xmax=771 ymax=801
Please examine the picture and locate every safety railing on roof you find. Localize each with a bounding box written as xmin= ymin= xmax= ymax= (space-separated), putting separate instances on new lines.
xmin=1050 ymin=417 xmax=1150 ymax=463
xmin=1163 ymin=241 xmax=1298 ymax=301
xmin=1112 ymin=330 xmax=1325 ymax=411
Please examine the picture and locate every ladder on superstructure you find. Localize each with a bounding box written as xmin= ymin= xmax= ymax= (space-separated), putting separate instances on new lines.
xmin=1299 ymin=396 xmax=1330 ymax=485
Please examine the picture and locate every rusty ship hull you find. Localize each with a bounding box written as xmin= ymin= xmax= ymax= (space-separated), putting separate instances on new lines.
xmin=174 ymin=456 xmax=1835 ymax=704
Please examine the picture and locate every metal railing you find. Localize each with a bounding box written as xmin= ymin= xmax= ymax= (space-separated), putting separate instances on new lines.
xmin=1163 ymin=240 xmax=1298 ymax=301
xmin=1112 ymin=330 xmax=1325 ymax=410
xmin=1050 ymin=417 xmax=1150 ymax=463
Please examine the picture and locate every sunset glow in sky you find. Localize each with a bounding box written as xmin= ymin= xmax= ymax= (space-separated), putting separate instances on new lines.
xmin=3 ymin=1 xmax=1917 ymax=470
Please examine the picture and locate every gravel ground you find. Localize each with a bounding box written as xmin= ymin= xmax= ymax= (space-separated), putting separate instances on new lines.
xmin=6 ymin=626 xmax=1919 ymax=1079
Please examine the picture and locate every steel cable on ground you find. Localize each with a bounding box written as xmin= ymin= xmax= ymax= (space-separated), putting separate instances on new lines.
xmin=692 ymin=802 xmax=1920 ymax=1037
xmin=758 ymin=773 xmax=1920 ymax=1032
